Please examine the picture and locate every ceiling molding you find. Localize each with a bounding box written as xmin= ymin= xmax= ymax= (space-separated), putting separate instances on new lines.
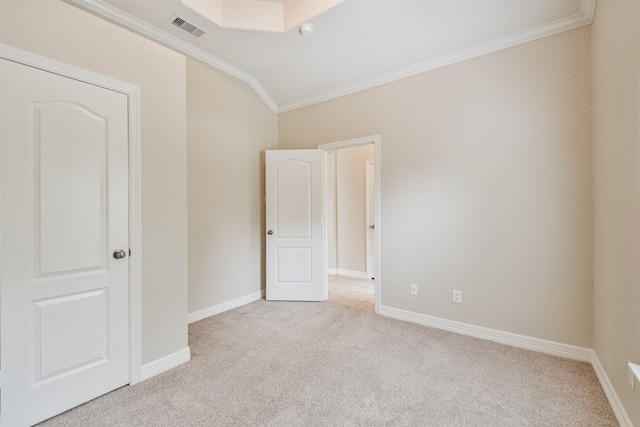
xmin=67 ymin=0 xmax=279 ymax=113
xmin=277 ymin=5 xmax=596 ymax=113
xmin=580 ymin=0 xmax=596 ymax=20
xmin=67 ymin=0 xmax=595 ymax=115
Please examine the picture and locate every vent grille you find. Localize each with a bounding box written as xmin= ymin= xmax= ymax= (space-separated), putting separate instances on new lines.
xmin=168 ymin=15 xmax=205 ymax=37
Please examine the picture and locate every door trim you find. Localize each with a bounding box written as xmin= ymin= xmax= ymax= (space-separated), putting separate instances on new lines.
xmin=0 ymin=44 xmax=143 ymax=384
xmin=318 ymin=135 xmax=381 ymax=313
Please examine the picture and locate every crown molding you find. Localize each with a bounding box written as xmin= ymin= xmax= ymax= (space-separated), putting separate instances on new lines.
xmin=580 ymin=0 xmax=597 ymax=20
xmin=67 ymin=0 xmax=595 ymax=115
xmin=67 ymin=0 xmax=279 ymax=113
xmin=277 ymin=3 xmax=596 ymax=113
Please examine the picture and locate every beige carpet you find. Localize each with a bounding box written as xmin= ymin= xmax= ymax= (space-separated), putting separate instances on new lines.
xmin=40 ymin=300 xmax=617 ymax=426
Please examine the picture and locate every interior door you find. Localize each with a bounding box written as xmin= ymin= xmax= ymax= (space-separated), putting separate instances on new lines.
xmin=265 ymin=150 xmax=324 ymax=301
xmin=366 ymin=160 xmax=375 ymax=279
xmin=0 ymin=59 xmax=130 ymax=426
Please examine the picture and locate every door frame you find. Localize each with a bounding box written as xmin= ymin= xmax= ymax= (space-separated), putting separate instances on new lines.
xmin=318 ymin=135 xmax=381 ymax=313
xmin=0 ymin=44 xmax=143 ymax=384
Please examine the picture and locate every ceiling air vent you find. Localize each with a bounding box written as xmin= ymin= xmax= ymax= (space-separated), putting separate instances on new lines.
xmin=168 ymin=15 xmax=205 ymax=38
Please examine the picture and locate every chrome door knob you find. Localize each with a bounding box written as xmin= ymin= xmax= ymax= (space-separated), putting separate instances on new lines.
xmin=369 ymin=224 xmax=375 ymax=229
xmin=113 ymin=249 xmax=127 ymax=259
xmin=267 ymin=230 xmax=274 ymax=235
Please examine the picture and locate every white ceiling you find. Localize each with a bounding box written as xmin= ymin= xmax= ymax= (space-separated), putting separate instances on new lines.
xmin=71 ymin=0 xmax=594 ymax=113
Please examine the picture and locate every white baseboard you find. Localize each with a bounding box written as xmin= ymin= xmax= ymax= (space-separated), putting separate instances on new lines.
xmin=188 ymin=289 xmax=264 ymax=324
xmin=142 ymin=290 xmax=267 ymax=382
xmin=379 ymin=305 xmax=633 ymax=425
xmin=336 ymin=269 xmax=368 ymax=279
xmin=140 ymin=347 xmax=191 ymax=381
xmin=327 ymin=268 xmax=338 ymax=276
xmin=591 ymin=351 xmax=634 ymax=427
xmin=379 ymin=305 xmax=592 ymax=361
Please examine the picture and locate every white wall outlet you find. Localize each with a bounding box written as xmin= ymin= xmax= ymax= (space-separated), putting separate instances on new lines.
xmin=453 ymin=290 xmax=462 ymax=303
xmin=410 ymin=283 xmax=418 ymax=295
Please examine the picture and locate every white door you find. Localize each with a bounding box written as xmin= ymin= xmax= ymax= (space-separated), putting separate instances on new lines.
xmin=366 ymin=160 xmax=375 ymax=279
xmin=265 ymin=150 xmax=324 ymax=301
xmin=0 ymin=59 xmax=130 ymax=426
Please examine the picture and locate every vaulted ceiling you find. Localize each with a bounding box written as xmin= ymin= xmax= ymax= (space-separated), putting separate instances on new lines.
xmin=70 ymin=0 xmax=595 ymax=113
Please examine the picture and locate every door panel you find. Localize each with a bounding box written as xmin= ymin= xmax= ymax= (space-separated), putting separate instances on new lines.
xmin=36 ymin=289 xmax=108 ymax=381
xmin=37 ymin=101 xmax=108 ymax=275
xmin=266 ymin=150 xmax=324 ymax=301
xmin=275 ymin=160 xmax=313 ymax=238
xmin=276 ymin=248 xmax=312 ymax=282
xmin=0 ymin=59 xmax=130 ymax=427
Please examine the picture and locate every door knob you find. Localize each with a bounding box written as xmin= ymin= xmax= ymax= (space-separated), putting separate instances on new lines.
xmin=113 ymin=249 xmax=127 ymax=259
xmin=267 ymin=230 xmax=274 ymax=235
xmin=369 ymin=225 xmax=375 ymax=229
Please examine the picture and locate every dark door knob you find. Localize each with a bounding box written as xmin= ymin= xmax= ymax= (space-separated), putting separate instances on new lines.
xmin=113 ymin=249 xmax=126 ymax=259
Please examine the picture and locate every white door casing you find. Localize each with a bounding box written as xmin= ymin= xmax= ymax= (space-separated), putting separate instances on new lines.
xmin=0 ymin=56 xmax=133 ymax=426
xmin=265 ymin=150 xmax=324 ymax=301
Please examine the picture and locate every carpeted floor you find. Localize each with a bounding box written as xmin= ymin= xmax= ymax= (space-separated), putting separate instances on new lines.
xmin=40 ymin=300 xmax=618 ymax=426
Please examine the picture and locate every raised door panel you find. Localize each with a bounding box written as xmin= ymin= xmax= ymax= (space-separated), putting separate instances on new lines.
xmin=276 ymin=247 xmax=312 ymax=283
xmin=275 ymin=160 xmax=312 ymax=239
xmin=36 ymin=101 xmax=108 ymax=276
xmin=35 ymin=289 xmax=109 ymax=382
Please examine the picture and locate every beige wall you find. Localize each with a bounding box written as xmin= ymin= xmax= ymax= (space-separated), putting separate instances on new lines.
xmin=592 ymin=0 xmax=640 ymax=423
xmin=187 ymin=58 xmax=278 ymax=312
xmin=335 ymin=145 xmax=375 ymax=274
xmin=280 ymin=27 xmax=593 ymax=348
xmin=0 ymin=0 xmax=189 ymax=364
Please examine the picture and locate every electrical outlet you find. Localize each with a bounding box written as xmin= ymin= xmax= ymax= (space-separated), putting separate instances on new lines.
xmin=628 ymin=362 xmax=636 ymax=389
xmin=453 ymin=290 xmax=462 ymax=304
xmin=410 ymin=283 xmax=418 ymax=295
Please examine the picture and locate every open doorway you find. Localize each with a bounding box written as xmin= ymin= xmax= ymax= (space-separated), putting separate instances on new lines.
xmin=319 ymin=135 xmax=380 ymax=313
